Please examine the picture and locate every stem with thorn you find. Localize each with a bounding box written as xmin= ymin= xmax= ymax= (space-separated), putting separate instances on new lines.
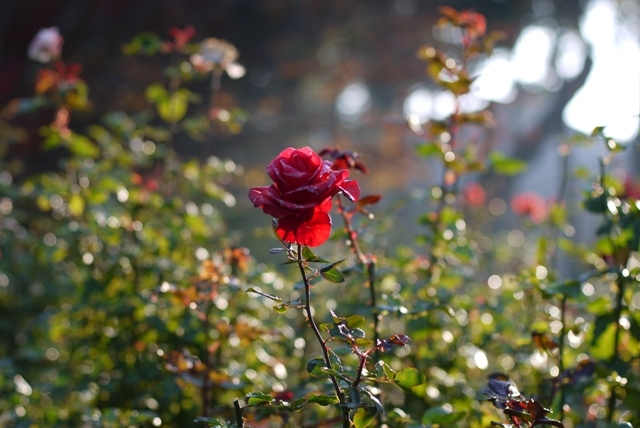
xmin=296 ymin=245 xmax=350 ymax=427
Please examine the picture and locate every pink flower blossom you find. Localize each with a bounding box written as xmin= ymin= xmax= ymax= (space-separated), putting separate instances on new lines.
xmin=511 ymin=192 xmax=547 ymax=224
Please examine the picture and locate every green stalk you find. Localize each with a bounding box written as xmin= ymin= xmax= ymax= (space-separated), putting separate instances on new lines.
xmin=296 ymin=245 xmax=350 ymax=427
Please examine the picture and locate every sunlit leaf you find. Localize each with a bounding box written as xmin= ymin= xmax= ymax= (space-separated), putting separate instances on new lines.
xmin=307 ymin=394 xmax=339 ymax=406
xmin=488 ymin=152 xmax=527 ymax=176
xmin=246 ymin=391 xmax=273 ymax=405
xmin=394 ymin=367 xmax=425 ymax=390
xmin=68 ymin=194 xmax=85 ymax=217
xmin=353 ymin=407 xmax=377 ymax=428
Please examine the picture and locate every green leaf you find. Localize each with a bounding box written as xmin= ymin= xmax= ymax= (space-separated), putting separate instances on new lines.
xmin=145 ymin=84 xmax=168 ymax=103
xmin=353 ymin=407 xmax=377 ymax=428
xmin=422 ymin=407 xmax=466 ymax=425
xmin=302 ymin=246 xmax=329 ymax=263
xmin=346 ymin=315 xmax=366 ymax=329
xmin=347 ymin=387 xmax=361 ymax=409
xmin=194 ymin=417 xmax=229 ymax=427
xmin=306 ymin=357 xmax=329 ymax=379
xmin=276 ymin=397 xmax=307 ymax=412
xmin=351 ymin=328 xmax=366 ymax=339
xmin=584 ymin=194 xmax=607 ymax=213
xmin=394 ymin=367 xmax=425 ymax=390
xmin=488 ymin=151 xmax=527 ymax=176
xmin=122 ymin=32 xmax=163 ymax=55
xmin=375 ymin=361 xmax=396 ymax=380
xmin=320 ymin=259 xmax=346 ymax=272
xmin=416 ymin=142 xmax=442 ymax=158
xmin=307 ymin=394 xmax=339 ymax=406
xmin=158 ymin=91 xmax=189 ymax=123
xmin=592 ymin=313 xmax=616 ymax=345
xmin=360 ymin=388 xmax=384 ymax=415
xmin=68 ymin=134 xmax=100 ymax=158
xmin=68 ymin=194 xmax=85 ymax=217
xmin=245 ymin=287 xmax=281 ymax=303
xmin=246 ymin=391 xmax=273 ymax=405
xmin=591 ymin=126 xmax=606 ymax=137
xmin=321 ymin=267 xmax=345 ymax=283
xmin=328 ymin=349 xmax=343 ymax=373
xmin=545 ymin=279 xmax=581 ymax=298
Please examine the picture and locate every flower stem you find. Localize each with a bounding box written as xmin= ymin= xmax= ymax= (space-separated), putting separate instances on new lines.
xmin=233 ymin=398 xmax=244 ymax=428
xmin=296 ymin=245 xmax=350 ymax=427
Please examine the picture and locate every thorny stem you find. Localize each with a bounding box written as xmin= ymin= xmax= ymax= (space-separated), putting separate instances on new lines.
xmin=608 ymin=273 xmax=627 ymax=422
xmin=296 ymin=245 xmax=350 ymax=427
xmin=337 ymin=190 xmax=381 ymax=425
xmin=201 ymin=70 xmax=223 ymax=161
xmin=552 ymin=145 xmax=570 ymax=419
xmin=426 ymin=39 xmax=469 ymax=274
xmin=351 ymin=350 xmax=369 ymax=390
xmin=597 ymin=156 xmax=627 ymax=422
xmin=201 ymin=299 xmax=214 ymax=418
xmin=557 ymin=295 xmax=567 ymax=419
xmin=336 ymin=196 xmax=379 ymax=354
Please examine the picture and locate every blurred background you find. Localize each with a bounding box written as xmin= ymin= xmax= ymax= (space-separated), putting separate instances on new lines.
xmin=2 ymin=0 xmax=639 ymax=174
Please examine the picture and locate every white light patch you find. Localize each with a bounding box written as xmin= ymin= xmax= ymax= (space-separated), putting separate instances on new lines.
xmin=563 ymin=0 xmax=640 ymax=141
xmin=403 ymin=87 xmax=432 ymax=124
xmin=336 ymin=81 xmax=371 ymax=122
xmin=431 ymin=91 xmax=456 ymax=120
xmin=511 ymin=25 xmax=556 ymax=86
xmin=555 ymin=30 xmax=587 ymax=79
xmin=471 ymin=50 xmax=517 ymax=103
xmin=474 ymin=350 xmax=489 ymax=370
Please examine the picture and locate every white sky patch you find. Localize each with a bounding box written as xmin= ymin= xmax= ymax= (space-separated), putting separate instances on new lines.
xmin=511 ymin=25 xmax=556 ymax=87
xmin=563 ymin=0 xmax=640 ymax=141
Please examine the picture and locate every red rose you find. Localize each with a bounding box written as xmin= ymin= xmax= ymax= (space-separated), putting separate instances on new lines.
xmin=249 ymin=147 xmax=360 ymax=247
xmin=463 ymin=182 xmax=486 ymax=208
xmin=511 ymin=192 xmax=547 ymax=224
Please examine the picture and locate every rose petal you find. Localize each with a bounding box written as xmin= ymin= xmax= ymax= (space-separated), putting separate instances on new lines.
xmin=248 ymin=186 xmax=293 ymax=218
xmin=267 ymin=147 xmax=323 ymax=191
xmin=339 ymin=179 xmax=360 ymax=202
xmin=277 ymin=209 xmax=332 ymax=247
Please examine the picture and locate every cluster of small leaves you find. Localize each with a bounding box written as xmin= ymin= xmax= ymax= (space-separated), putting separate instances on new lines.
xmin=482 ymin=377 xmax=563 ymax=427
xmin=123 ymin=27 xmax=247 ymax=135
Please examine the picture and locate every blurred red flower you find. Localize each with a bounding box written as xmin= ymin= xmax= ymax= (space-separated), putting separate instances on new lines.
xmin=249 ymin=147 xmax=360 ymax=247
xmin=623 ymin=176 xmax=640 ymax=200
xmin=319 ymin=148 xmax=368 ymax=174
xmin=511 ymin=192 xmax=547 ymax=224
xmin=438 ymin=7 xmax=486 ymax=42
xmin=463 ymin=182 xmax=486 ymax=207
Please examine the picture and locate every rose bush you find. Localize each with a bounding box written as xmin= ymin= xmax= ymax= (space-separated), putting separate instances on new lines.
xmin=248 ymin=146 xmax=360 ymax=247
